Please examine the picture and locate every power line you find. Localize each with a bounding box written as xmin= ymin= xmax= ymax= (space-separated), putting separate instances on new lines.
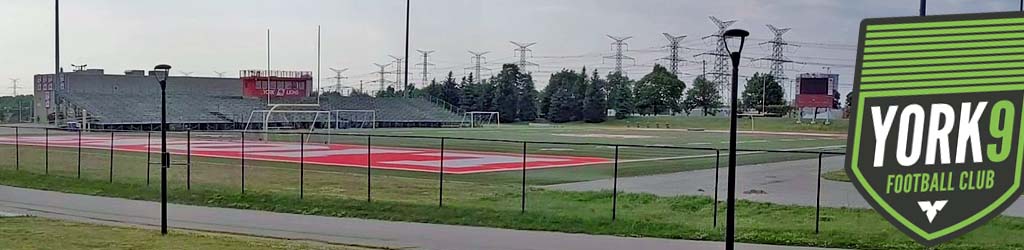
xmin=213 ymin=71 xmax=227 ymax=77
xmin=510 ymin=41 xmax=538 ymax=72
xmin=9 ymin=78 xmax=20 ymax=96
xmin=696 ymin=16 xmax=736 ymax=105
xmin=371 ymin=63 xmax=393 ymax=94
xmin=604 ymin=35 xmax=635 ymax=75
xmin=388 ymin=55 xmax=405 ymax=89
xmin=415 ymin=50 xmax=435 ymax=87
xmin=661 ymin=33 xmax=687 ymax=76
xmin=756 ymin=24 xmax=796 ymax=82
xmin=466 ymin=50 xmax=490 ymax=83
xmin=327 ymin=67 xmax=349 ymax=93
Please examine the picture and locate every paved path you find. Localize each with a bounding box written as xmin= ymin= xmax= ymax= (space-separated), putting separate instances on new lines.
xmin=0 ymin=185 xmax=841 ymax=250
xmin=546 ymin=156 xmax=1024 ymax=217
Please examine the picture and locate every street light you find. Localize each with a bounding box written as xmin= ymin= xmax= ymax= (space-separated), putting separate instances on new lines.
xmin=153 ymin=64 xmax=171 ymax=235
xmin=722 ymin=28 xmax=748 ymax=250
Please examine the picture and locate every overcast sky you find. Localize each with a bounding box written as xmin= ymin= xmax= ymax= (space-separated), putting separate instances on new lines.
xmin=1 ymin=0 xmax=1021 ymax=97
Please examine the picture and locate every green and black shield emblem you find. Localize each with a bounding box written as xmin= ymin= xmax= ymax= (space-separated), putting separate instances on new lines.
xmin=848 ymin=12 xmax=1024 ymax=246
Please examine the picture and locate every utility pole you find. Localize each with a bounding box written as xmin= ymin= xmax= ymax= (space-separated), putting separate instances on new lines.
xmin=661 ymin=33 xmax=687 ymax=76
xmin=756 ymin=25 xmax=795 ymax=86
xmin=510 ymin=41 xmax=538 ymax=72
xmin=697 ymin=16 xmax=737 ymax=110
xmin=328 ymin=67 xmax=349 ymax=93
xmin=920 ymin=0 xmax=927 ymax=16
xmin=372 ymin=63 xmax=393 ymax=95
xmin=466 ymin=51 xmax=490 ymax=83
xmin=389 ymin=55 xmax=404 ymax=90
xmin=604 ymin=35 xmax=635 ymax=75
xmin=416 ymin=50 xmax=434 ymax=87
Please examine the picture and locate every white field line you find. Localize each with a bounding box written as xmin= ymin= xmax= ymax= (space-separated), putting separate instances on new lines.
xmin=616 ymin=145 xmax=846 ymax=164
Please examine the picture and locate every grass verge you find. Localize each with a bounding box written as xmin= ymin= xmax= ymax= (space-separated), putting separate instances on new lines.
xmin=0 ymin=216 xmax=375 ymax=250
xmin=1 ymin=169 xmax=1022 ymax=250
xmin=823 ymin=170 xmax=851 ymax=182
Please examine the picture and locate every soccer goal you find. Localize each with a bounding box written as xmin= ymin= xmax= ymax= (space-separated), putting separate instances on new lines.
xmin=243 ymin=107 xmax=332 ymax=136
xmin=461 ymin=111 xmax=500 ymax=128
xmin=330 ymin=109 xmax=377 ymax=129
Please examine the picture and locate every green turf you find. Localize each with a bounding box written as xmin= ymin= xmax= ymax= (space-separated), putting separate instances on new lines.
xmin=2 ymin=168 xmax=1023 ymax=250
xmin=822 ymin=170 xmax=852 ymax=182
xmin=0 ymin=216 xmax=373 ymax=250
xmin=588 ymin=116 xmax=849 ymax=134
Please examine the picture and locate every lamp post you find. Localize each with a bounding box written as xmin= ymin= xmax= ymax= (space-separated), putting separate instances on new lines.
xmin=153 ymin=64 xmax=171 ymax=235
xmin=722 ymin=28 xmax=749 ymax=250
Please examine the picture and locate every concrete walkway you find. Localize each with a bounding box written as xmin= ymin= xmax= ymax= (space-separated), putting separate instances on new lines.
xmin=546 ymin=156 xmax=1024 ymax=217
xmin=0 ymin=185 xmax=841 ymax=250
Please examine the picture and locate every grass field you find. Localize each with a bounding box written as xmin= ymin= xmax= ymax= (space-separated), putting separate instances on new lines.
xmin=20 ymin=124 xmax=1017 ymax=249
xmin=0 ymin=216 xmax=373 ymax=250
xmin=593 ymin=116 xmax=850 ymax=134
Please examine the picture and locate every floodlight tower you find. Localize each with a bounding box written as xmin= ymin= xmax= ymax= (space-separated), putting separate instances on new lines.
xmin=604 ymin=35 xmax=635 ymax=74
xmin=697 ymin=16 xmax=737 ymax=107
xmin=416 ymin=50 xmax=434 ymax=87
xmin=388 ymin=55 xmax=404 ymax=89
xmin=510 ymin=41 xmax=538 ymax=72
xmin=662 ymin=33 xmax=687 ymax=76
xmin=466 ymin=51 xmax=490 ymax=83
xmin=328 ymin=67 xmax=349 ymax=93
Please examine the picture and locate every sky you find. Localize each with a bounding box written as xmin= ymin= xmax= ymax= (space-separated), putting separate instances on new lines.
xmin=1 ymin=0 xmax=1021 ymax=98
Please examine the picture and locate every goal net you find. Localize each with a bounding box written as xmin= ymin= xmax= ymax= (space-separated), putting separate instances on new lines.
xmin=243 ymin=109 xmax=331 ymax=134
xmin=330 ymin=110 xmax=376 ymax=129
xmin=461 ymin=111 xmax=500 ymax=128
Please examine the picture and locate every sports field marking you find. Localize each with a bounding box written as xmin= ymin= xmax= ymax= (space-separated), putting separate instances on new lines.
xmin=0 ymin=135 xmax=608 ymax=174
xmin=617 ymin=145 xmax=846 ymax=164
xmin=551 ymin=133 xmax=655 ymax=139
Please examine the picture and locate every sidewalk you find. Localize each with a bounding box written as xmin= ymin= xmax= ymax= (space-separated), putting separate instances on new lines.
xmin=0 ymin=185 xmax=843 ymax=250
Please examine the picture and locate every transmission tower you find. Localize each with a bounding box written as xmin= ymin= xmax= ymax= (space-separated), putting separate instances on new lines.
xmin=757 ymin=24 xmax=795 ymax=82
xmin=213 ymin=71 xmax=227 ymax=77
xmin=697 ymin=16 xmax=737 ymax=106
xmin=661 ymin=33 xmax=687 ymax=76
xmin=604 ymin=35 xmax=635 ymax=74
xmin=9 ymin=78 xmax=20 ymax=96
xmin=388 ymin=55 xmax=404 ymax=89
xmin=415 ymin=50 xmax=434 ymax=87
xmin=372 ymin=63 xmax=393 ymax=94
xmin=327 ymin=67 xmax=349 ymax=93
xmin=510 ymin=41 xmax=538 ymax=72
xmin=466 ymin=51 xmax=490 ymax=83
xmin=179 ymin=71 xmax=194 ymax=77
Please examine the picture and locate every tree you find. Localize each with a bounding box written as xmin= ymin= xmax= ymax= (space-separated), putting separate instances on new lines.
xmin=844 ymin=91 xmax=854 ymax=118
xmin=683 ymin=75 xmax=722 ymax=116
xmin=582 ymin=70 xmax=608 ymax=123
xmin=633 ymin=65 xmax=685 ymax=115
xmin=832 ymin=89 xmax=842 ymax=109
xmin=517 ymin=73 xmax=539 ymax=121
xmin=741 ymin=72 xmax=785 ymax=113
xmin=492 ymin=64 xmax=524 ymax=122
xmin=441 ymin=71 xmax=461 ymax=107
xmin=542 ymin=69 xmax=586 ymax=122
xmin=460 ymin=73 xmax=495 ymax=112
xmin=422 ymin=79 xmax=442 ymax=98
xmin=606 ymin=72 xmax=634 ymax=119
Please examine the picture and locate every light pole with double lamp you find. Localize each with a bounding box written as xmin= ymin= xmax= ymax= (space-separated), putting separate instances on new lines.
xmin=722 ymin=28 xmax=748 ymax=250
xmin=153 ymin=64 xmax=171 ymax=235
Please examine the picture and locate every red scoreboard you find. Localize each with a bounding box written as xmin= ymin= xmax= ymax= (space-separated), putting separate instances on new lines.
xmin=795 ymin=73 xmax=838 ymax=108
xmin=239 ymin=70 xmax=313 ymax=99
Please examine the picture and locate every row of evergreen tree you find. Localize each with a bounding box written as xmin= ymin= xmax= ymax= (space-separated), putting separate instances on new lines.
xmin=376 ymin=63 xmax=796 ymax=123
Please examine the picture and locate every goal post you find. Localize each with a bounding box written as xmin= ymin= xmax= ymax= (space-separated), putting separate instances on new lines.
xmin=243 ymin=108 xmax=332 ymax=138
xmin=461 ymin=111 xmax=500 ymax=128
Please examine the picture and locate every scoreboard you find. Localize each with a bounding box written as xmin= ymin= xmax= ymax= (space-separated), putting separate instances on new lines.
xmin=795 ymin=73 xmax=838 ymax=108
xmin=239 ymin=70 xmax=313 ymax=99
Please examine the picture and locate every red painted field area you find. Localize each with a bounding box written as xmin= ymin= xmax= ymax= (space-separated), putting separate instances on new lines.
xmin=0 ymin=135 xmax=609 ymax=174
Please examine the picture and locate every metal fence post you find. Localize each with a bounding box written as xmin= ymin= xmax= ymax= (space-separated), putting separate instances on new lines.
xmin=44 ymin=129 xmax=48 ymax=175
xmin=714 ymin=149 xmax=720 ymax=228
xmin=521 ymin=141 xmax=527 ymax=214
xmin=300 ymin=133 xmax=305 ymax=199
xmin=77 ymin=129 xmax=82 ymax=179
xmin=14 ymin=127 xmax=19 ymax=171
xmin=186 ymin=130 xmax=191 ymax=191
xmin=147 ymin=132 xmax=152 ymax=186
xmin=241 ymin=131 xmax=246 ymax=194
xmin=816 ymin=152 xmax=823 ymax=234
xmin=439 ymin=137 xmax=445 ymax=208
xmin=612 ymin=145 xmax=619 ymax=221
xmin=366 ymin=135 xmax=372 ymax=202
xmin=109 ymin=132 xmax=114 ymax=183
